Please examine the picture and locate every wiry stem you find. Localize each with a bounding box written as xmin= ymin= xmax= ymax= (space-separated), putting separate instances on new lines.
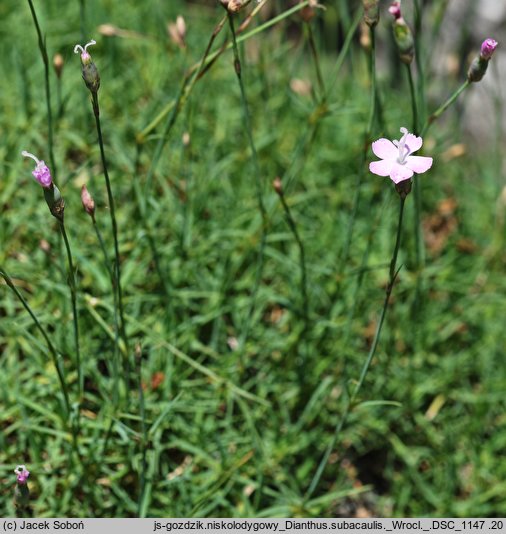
xmin=305 ymin=196 xmax=406 ymax=500
xmin=59 ymin=220 xmax=81 ymax=400
xmin=228 ymin=12 xmax=268 ymax=356
xmin=92 ymin=217 xmax=121 ymax=405
xmin=91 ymin=92 xmax=129 ymax=371
xmin=276 ymin=186 xmax=310 ymax=378
xmin=26 ymin=0 xmax=56 ymax=179
xmin=422 ymin=80 xmax=470 ymax=136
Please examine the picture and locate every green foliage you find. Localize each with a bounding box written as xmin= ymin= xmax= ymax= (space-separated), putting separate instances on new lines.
xmin=0 ymin=0 xmax=505 ymax=518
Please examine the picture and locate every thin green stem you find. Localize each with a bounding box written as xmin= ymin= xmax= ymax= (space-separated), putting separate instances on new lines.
xmin=413 ymin=0 xmax=427 ymax=125
xmin=93 ymin=218 xmax=120 ymax=405
xmin=91 ymin=92 xmax=129 ymax=369
xmin=277 ymin=189 xmax=309 ymax=371
xmin=136 ymin=345 xmax=148 ymax=517
xmin=78 ymin=0 xmax=86 ymax=42
xmin=59 ymin=220 xmax=81 ymax=399
xmin=228 ymin=12 xmax=268 ymax=355
xmin=406 ymin=65 xmax=418 ymax=134
xmin=305 ymin=22 xmax=326 ymax=101
xmin=26 ymin=0 xmax=56 ymax=179
xmin=0 ymin=268 xmax=70 ymax=414
xmin=340 ymin=25 xmax=377 ymax=270
xmin=305 ymin=196 xmax=406 ymax=500
xmin=421 ymin=80 xmax=470 ymax=137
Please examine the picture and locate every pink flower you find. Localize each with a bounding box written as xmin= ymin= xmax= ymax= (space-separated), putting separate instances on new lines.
xmin=21 ymin=151 xmax=52 ymax=188
xmin=73 ymin=39 xmax=96 ymax=65
xmin=369 ymin=127 xmax=433 ymax=184
xmin=480 ymin=38 xmax=498 ymax=60
xmin=14 ymin=465 xmax=30 ymax=485
xmin=388 ymin=1 xmax=402 ymax=20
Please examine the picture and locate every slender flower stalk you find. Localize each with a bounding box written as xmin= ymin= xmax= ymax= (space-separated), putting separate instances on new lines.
xmin=305 ymin=197 xmax=406 ymax=501
xmin=340 ymin=13 xmax=379 ymax=269
xmin=26 ymin=0 xmax=56 ymax=179
xmin=81 ymin=185 xmax=121 ymax=404
xmin=21 ymin=151 xmax=81 ymax=398
xmin=273 ymin=178 xmax=309 ymax=380
xmin=304 ymin=18 xmax=326 ymax=102
xmin=74 ymin=40 xmax=129 ymax=369
xmin=59 ymin=220 xmax=82 ymax=398
xmin=227 ymin=11 xmax=268 ymax=357
xmin=422 ymin=38 xmax=498 ymax=136
xmin=306 ymin=128 xmax=432 ymax=500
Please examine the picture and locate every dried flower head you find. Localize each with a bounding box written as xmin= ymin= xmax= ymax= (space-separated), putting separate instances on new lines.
xmin=369 ymin=127 xmax=433 ymax=189
xmin=21 ymin=151 xmax=52 ymax=188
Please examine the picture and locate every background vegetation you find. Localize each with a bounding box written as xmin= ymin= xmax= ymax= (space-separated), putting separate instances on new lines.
xmin=0 ymin=0 xmax=505 ymax=517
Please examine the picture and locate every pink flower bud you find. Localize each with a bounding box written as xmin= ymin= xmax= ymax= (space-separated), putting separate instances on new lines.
xmin=14 ymin=465 xmax=30 ymax=485
xmin=480 ymin=38 xmax=498 ymax=60
xmin=21 ymin=151 xmax=52 ymax=188
xmin=388 ymin=1 xmax=402 ymax=20
xmin=81 ymin=185 xmax=96 ymax=218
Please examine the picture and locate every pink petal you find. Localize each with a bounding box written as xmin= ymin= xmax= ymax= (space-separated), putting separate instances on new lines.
xmin=369 ymin=159 xmax=393 ymax=177
xmin=405 ymin=155 xmax=433 ymax=174
xmin=371 ymin=138 xmax=398 ymax=160
xmin=404 ymin=133 xmax=423 ymax=155
xmin=390 ymin=163 xmax=413 ymax=184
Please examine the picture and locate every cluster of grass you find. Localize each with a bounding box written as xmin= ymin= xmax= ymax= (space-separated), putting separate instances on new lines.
xmin=1 ymin=0 xmax=505 ymax=518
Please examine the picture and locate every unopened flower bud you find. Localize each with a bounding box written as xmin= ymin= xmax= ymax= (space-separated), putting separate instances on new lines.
xmin=390 ymin=2 xmax=414 ymax=65
xmin=363 ymin=0 xmax=379 ymax=28
xmin=74 ymin=40 xmax=100 ymax=93
xmin=388 ymin=1 xmax=401 ymax=20
xmin=53 ymin=53 xmax=64 ymax=79
xmin=14 ymin=465 xmax=30 ymax=512
xmin=168 ymin=15 xmax=186 ymax=49
xmin=81 ymin=185 xmax=96 ymax=219
xmin=480 ymin=38 xmax=498 ymax=60
xmin=468 ymin=39 xmax=498 ymax=82
xmin=272 ymin=177 xmax=283 ymax=195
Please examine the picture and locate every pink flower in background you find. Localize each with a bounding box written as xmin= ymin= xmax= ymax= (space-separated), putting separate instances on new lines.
xmin=369 ymin=127 xmax=433 ymax=184
xmin=480 ymin=38 xmax=498 ymax=60
xmin=21 ymin=151 xmax=52 ymax=188
xmin=14 ymin=465 xmax=30 ymax=485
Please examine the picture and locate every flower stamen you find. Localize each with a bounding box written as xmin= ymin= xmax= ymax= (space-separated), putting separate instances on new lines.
xmin=21 ymin=151 xmax=40 ymax=165
xmin=73 ymin=39 xmax=96 ymax=55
